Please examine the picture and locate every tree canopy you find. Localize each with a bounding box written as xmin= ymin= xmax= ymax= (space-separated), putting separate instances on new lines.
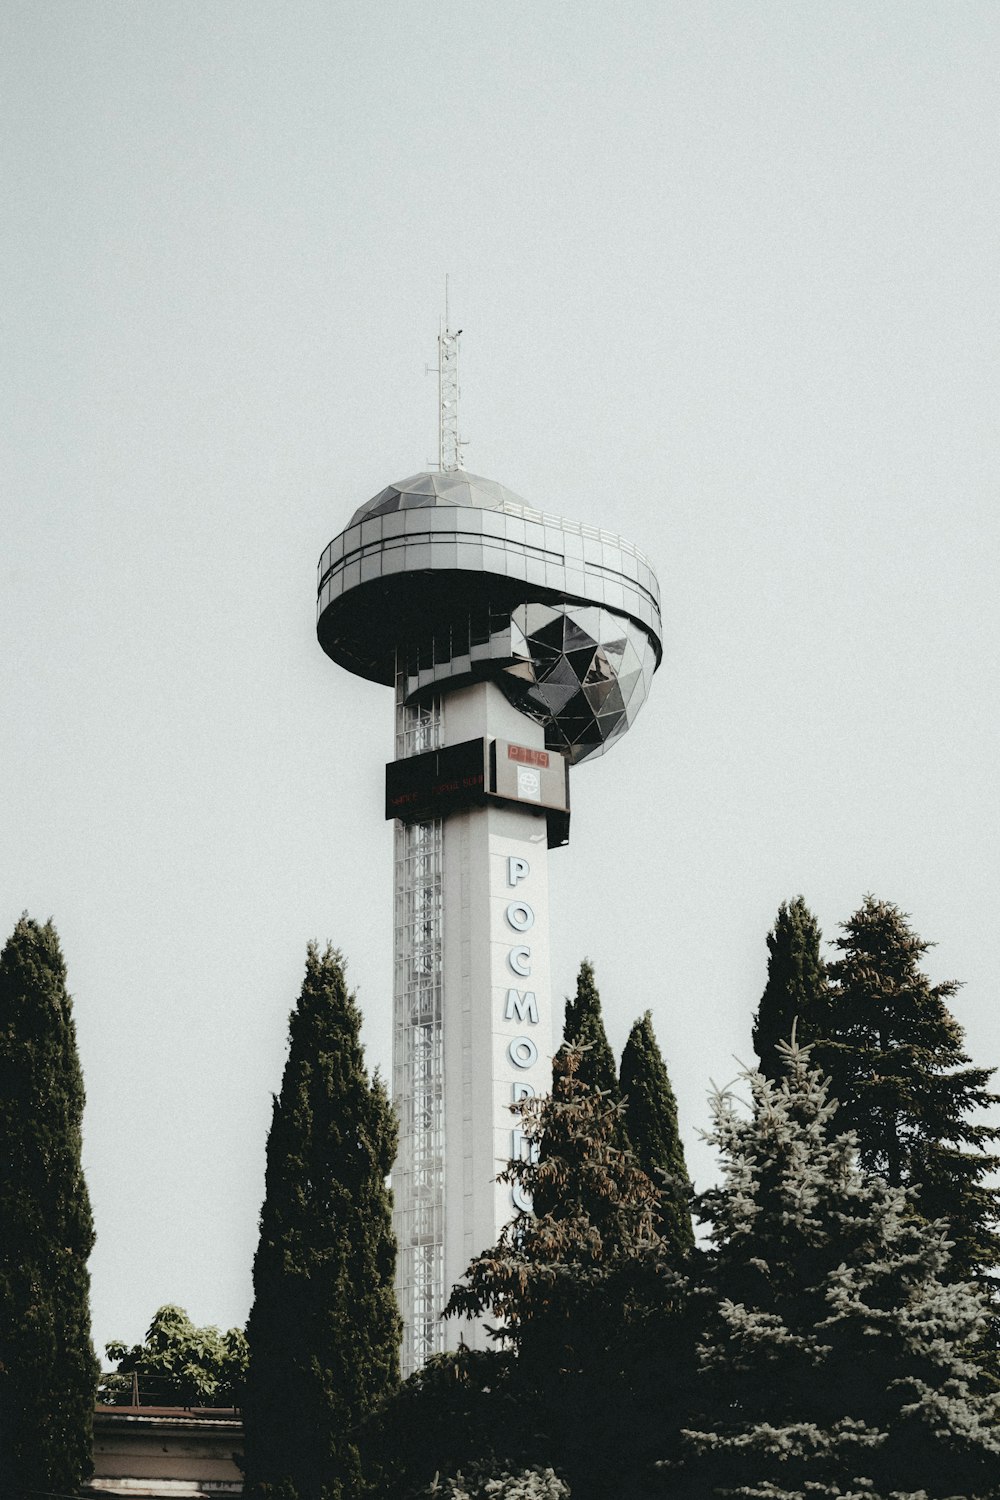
xmin=557 ymin=959 xmax=618 ymax=1101
xmin=242 ymin=943 xmax=400 ymax=1500
xmin=678 ymin=1041 xmax=1000 ymax=1499
xmin=445 ymin=1048 xmax=686 ymax=1499
xmin=619 ymin=1009 xmax=694 ymax=1257
xmin=0 ymin=915 xmax=98 ymax=1495
xmin=816 ymin=896 xmax=1000 ymax=1282
xmin=751 ymin=895 xmax=826 ymax=1080
xmin=103 ymin=1304 xmax=248 ymax=1407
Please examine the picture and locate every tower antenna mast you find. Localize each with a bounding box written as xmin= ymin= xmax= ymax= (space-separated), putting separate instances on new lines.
xmin=437 ymin=276 xmax=464 ymax=472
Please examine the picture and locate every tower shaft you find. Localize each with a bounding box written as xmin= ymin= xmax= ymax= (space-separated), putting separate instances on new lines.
xmin=392 ymin=680 xmax=555 ymax=1375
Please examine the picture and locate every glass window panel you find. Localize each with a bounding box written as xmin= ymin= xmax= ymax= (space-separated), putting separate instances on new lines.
xmin=535 ymin=680 xmax=581 ymax=715
xmin=470 ymin=609 xmax=490 ymax=646
xmin=584 ymin=678 xmax=624 ymax=715
xmin=618 ymin=639 xmax=642 ymax=678
xmin=527 ymin=614 xmax=566 ymax=655
xmin=360 ymin=555 xmax=382 ymax=582
xmin=540 ymin=654 xmax=583 ymax=690
xmin=403 ymin=474 xmax=440 ymax=496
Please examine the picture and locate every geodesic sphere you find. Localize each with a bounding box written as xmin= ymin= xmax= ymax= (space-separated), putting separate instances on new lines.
xmin=500 ymin=601 xmax=657 ymax=764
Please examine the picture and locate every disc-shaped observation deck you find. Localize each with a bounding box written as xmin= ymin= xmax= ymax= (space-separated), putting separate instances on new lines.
xmin=316 ymin=470 xmax=663 ymax=763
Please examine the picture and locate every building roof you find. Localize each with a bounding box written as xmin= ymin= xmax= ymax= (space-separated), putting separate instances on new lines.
xmin=350 ymin=470 xmax=528 ymax=525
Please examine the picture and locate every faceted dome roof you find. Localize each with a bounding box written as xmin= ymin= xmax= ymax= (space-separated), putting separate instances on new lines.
xmin=349 ymin=470 xmax=528 ymax=526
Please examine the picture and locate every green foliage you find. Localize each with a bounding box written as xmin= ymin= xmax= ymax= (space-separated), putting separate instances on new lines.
xmin=0 ymin=914 xmax=99 ymax=1495
xmin=751 ymin=896 xmax=825 ymax=1080
xmin=816 ymin=896 xmax=1000 ymax=1281
xmin=676 ymin=1042 xmax=1000 ymax=1499
xmin=103 ymin=1304 xmax=249 ymax=1406
xmin=242 ymin=943 xmax=400 ymax=1500
xmin=446 ymin=1047 xmax=660 ymax=1366
xmin=363 ymin=1348 xmax=527 ymax=1500
xmin=557 ymin=959 xmax=617 ymax=1101
xmin=445 ymin=1049 xmax=689 ymax=1499
xmin=419 ymin=1465 xmax=569 ymax=1499
xmin=619 ymin=1010 xmax=694 ymax=1258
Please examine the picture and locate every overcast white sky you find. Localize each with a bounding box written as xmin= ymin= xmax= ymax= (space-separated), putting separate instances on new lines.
xmin=3 ymin=2 xmax=998 ymax=1358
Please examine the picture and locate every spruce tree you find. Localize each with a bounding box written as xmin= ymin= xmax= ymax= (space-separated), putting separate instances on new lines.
xmin=677 ymin=1043 xmax=1000 ymax=1499
xmin=751 ymin=895 xmax=825 ymax=1080
xmin=0 ymin=915 xmax=98 ymax=1495
xmin=816 ymin=896 xmax=1000 ymax=1281
xmin=557 ymin=959 xmax=617 ymax=1099
xmin=619 ymin=1011 xmax=694 ymax=1258
xmin=242 ymin=943 xmax=400 ymax=1500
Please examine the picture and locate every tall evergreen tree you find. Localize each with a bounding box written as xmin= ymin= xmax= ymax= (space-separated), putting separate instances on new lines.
xmin=446 ymin=1049 xmax=690 ymax=1499
xmin=0 ymin=915 xmax=98 ymax=1495
xmin=815 ymin=896 xmax=1000 ymax=1281
xmin=676 ymin=1043 xmax=1000 ymax=1499
xmin=242 ymin=943 xmax=400 ymax=1500
xmin=557 ymin=959 xmax=617 ymax=1099
xmin=751 ymin=895 xmax=825 ymax=1080
xmin=619 ymin=1011 xmax=694 ymax=1257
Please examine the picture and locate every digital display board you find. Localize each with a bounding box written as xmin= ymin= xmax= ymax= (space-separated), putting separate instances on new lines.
xmin=385 ymin=736 xmax=570 ymax=846
xmin=385 ymin=738 xmax=487 ymax=823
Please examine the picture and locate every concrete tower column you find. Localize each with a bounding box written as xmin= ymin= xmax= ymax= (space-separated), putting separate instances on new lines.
xmin=437 ymin=683 xmax=554 ymax=1352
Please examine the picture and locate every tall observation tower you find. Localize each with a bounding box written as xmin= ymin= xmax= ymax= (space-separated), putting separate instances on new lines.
xmin=316 ymin=319 xmax=663 ymax=1376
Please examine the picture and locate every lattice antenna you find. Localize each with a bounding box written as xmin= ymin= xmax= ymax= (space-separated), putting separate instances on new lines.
xmin=436 ymin=277 xmax=465 ymax=471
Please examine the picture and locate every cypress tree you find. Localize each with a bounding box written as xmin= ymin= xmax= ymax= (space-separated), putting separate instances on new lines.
xmin=677 ymin=1043 xmax=1000 ymax=1499
xmin=242 ymin=943 xmax=400 ymax=1500
xmin=619 ymin=1011 xmax=694 ymax=1257
xmin=816 ymin=896 xmax=1000 ymax=1281
xmin=558 ymin=959 xmax=617 ymax=1099
xmin=0 ymin=915 xmax=98 ymax=1495
xmin=751 ymin=895 xmax=825 ymax=1080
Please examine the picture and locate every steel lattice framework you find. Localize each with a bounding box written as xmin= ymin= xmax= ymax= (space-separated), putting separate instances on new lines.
xmin=437 ymin=322 xmax=461 ymax=473
xmin=393 ymin=688 xmax=446 ymax=1373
